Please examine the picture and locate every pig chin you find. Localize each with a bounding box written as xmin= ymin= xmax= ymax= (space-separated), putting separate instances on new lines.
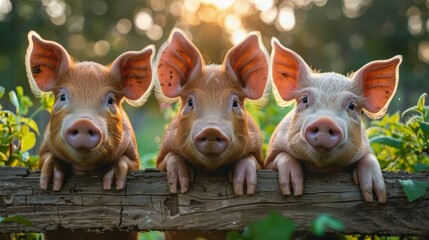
xmin=183 ymin=136 xmax=245 ymax=172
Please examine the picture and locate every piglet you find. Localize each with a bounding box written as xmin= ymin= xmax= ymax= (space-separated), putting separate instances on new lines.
xmin=265 ymin=38 xmax=402 ymax=203
xmin=25 ymin=31 xmax=153 ymax=240
xmin=26 ymin=31 xmax=153 ymax=191
xmin=156 ymin=29 xmax=269 ymax=196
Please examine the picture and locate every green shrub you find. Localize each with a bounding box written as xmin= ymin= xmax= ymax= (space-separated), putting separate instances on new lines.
xmin=0 ymin=86 xmax=53 ymax=169
xmin=367 ymin=93 xmax=429 ymax=172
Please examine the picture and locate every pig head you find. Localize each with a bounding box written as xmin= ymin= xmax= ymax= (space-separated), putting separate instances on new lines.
xmin=156 ymin=29 xmax=269 ymax=195
xmin=25 ymin=31 xmax=154 ymax=191
xmin=265 ymin=38 xmax=402 ymax=203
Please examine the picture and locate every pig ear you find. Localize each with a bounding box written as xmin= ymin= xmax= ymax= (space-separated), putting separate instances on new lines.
xmin=223 ymin=33 xmax=269 ymax=100
xmin=110 ymin=45 xmax=155 ymax=105
xmin=156 ymin=29 xmax=204 ymax=98
xmin=25 ymin=31 xmax=72 ymax=95
xmin=353 ymin=56 xmax=402 ymax=119
xmin=271 ymin=38 xmax=311 ymax=101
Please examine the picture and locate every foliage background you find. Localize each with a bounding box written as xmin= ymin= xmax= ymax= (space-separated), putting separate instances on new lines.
xmin=0 ymin=0 xmax=428 ymax=166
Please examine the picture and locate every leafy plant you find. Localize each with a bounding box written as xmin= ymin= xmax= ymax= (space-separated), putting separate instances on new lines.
xmin=367 ymin=93 xmax=429 ymax=172
xmin=227 ymin=213 xmax=296 ymax=240
xmin=227 ymin=213 xmax=346 ymax=240
xmin=0 ymin=86 xmax=53 ymax=169
xmin=399 ymin=179 xmax=429 ymax=202
xmin=0 ymin=215 xmax=38 ymax=240
xmin=311 ymin=214 xmax=345 ymax=237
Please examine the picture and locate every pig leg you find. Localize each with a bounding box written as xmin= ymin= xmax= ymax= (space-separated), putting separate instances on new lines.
xmin=40 ymin=152 xmax=65 ymax=191
xmin=232 ymin=155 xmax=258 ymax=195
xmin=103 ymin=155 xmax=138 ymax=190
xmin=353 ymin=153 xmax=386 ymax=203
xmin=266 ymin=152 xmax=303 ymax=196
xmin=162 ymin=152 xmax=191 ymax=193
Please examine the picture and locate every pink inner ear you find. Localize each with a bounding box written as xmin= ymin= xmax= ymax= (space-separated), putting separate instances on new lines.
xmin=271 ymin=39 xmax=308 ymax=101
xmin=157 ymin=31 xmax=203 ymax=98
xmin=113 ymin=48 xmax=153 ymax=100
xmin=224 ymin=34 xmax=268 ymax=100
xmin=355 ymin=56 xmax=401 ymax=118
xmin=28 ymin=34 xmax=71 ymax=92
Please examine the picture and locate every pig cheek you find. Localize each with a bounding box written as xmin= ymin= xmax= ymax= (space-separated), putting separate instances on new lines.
xmin=48 ymin=111 xmax=76 ymax=162
xmin=176 ymin=113 xmax=196 ymax=154
xmin=341 ymin=120 xmax=364 ymax=164
xmin=220 ymin=112 xmax=248 ymax=165
xmin=286 ymin=112 xmax=308 ymax=157
xmin=104 ymin=111 xmax=123 ymax=153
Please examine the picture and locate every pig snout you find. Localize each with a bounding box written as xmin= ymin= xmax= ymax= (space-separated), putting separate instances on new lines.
xmin=65 ymin=118 xmax=102 ymax=150
xmin=304 ymin=118 xmax=343 ymax=150
xmin=194 ymin=127 xmax=229 ymax=155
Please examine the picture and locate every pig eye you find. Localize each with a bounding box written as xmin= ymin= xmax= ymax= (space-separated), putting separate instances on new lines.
xmin=188 ymin=98 xmax=193 ymax=107
xmin=59 ymin=93 xmax=66 ymax=102
xmin=107 ymin=97 xmax=114 ymax=105
xmin=302 ymin=96 xmax=308 ymax=104
xmin=348 ymin=102 xmax=357 ymax=110
xmin=232 ymin=99 xmax=238 ymax=108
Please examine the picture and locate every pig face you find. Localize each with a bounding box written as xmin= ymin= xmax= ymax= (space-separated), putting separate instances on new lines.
xmin=156 ymin=29 xmax=269 ymax=171
xmin=173 ymin=70 xmax=250 ymax=170
xmin=25 ymin=31 xmax=153 ymax=172
xmin=271 ymin=38 xmax=402 ymax=170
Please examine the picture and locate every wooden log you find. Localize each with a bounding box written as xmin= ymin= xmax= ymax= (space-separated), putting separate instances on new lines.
xmin=0 ymin=167 xmax=428 ymax=236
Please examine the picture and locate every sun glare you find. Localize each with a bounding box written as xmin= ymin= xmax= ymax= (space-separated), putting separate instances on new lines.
xmin=202 ymin=0 xmax=235 ymax=10
xmin=177 ymin=0 xmax=311 ymax=44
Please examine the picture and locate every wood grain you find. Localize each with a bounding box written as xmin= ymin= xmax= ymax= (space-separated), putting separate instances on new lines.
xmin=0 ymin=167 xmax=428 ymax=236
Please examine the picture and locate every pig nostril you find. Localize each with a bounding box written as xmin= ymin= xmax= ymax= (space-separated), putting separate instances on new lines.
xmin=201 ymin=137 xmax=207 ymax=141
xmin=88 ymin=130 xmax=94 ymax=136
xmin=216 ymin=137 xmax=221 ymax=142
xmin=329 ymin=129 xmax=334 ymax=135
xmin=312 ymin=128 xmax=319 ymax=134
xmin=71 ymin=129 xmax=78 ymax=135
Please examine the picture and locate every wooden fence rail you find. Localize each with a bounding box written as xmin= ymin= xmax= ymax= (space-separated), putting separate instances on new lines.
xmin=0 ymin=167 xmax=428 ymax=236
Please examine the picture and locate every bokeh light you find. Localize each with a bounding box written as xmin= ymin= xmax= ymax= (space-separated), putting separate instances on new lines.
xmin=134 ymin=10 xmax=153 ymax=31
xmin=0 ymin=0 xmax=12 ymax=21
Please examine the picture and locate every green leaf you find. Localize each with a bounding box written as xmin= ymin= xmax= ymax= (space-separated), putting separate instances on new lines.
xmin=21 ymin=131 xmax=36 ymax=152
xmin=0 ymin=86 xmax=4 ymax=98
xmin=9 ymin=90 xmax=19 ymax=112
xmin=247 ymin=213 xmax=295 ymax=240
xmin=0 ymin=215 xmax=33 ymax=226
xmin=226 ymin=231 xmax=244 ymax=240
xmin=415 ymin=164 xmax=429 ymax=172
xmin=417 ymin=93 xmax=427 ymax=112
xmin=369 ymin=136 xmax=403 ymax=149
xmin=311 ymin=214 xmax=344 ymax=237
xmin=419 ymin=121 xmax=429 ymax=136
xmin=20 ymin=118 xmax=40 ymax=135
xmin=0 ymin=152 xmax=6 ymax=161
xmin=399 ymin=179 xmax=429 ymax=202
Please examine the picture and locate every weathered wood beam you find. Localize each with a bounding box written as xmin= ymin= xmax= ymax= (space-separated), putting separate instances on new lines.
xmin=0 ymin=167 xmax=428 ymax=236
